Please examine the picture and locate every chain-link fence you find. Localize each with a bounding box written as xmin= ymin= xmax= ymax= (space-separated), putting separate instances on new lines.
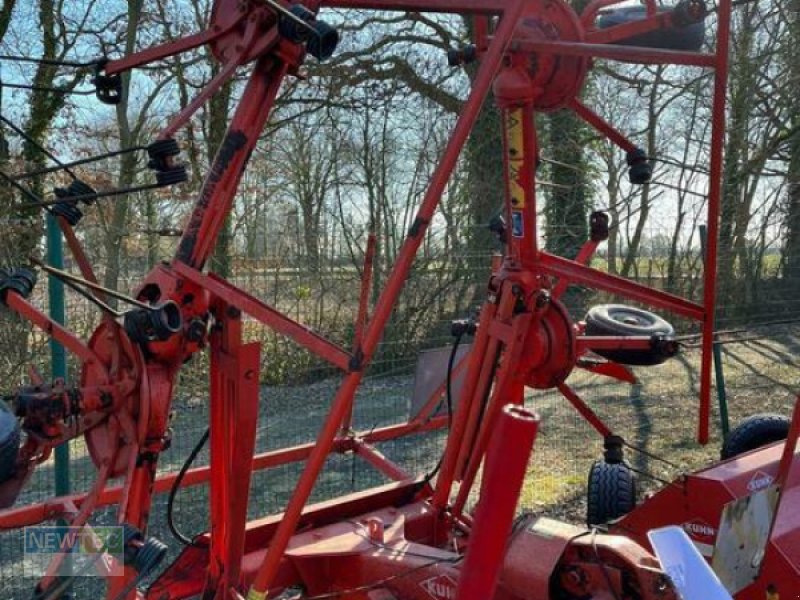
xmin=0 ymin=242 xmax=797 ymax=598
xmin=0 ymin=7 xmax=798 ymax=592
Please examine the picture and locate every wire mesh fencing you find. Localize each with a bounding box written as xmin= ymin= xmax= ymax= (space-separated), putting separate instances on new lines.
xmin=0 ymin=240 xmax=797 ymax=598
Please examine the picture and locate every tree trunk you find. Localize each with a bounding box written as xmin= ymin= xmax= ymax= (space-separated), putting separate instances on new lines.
xmin=208 ymin=74 xmax=234 ymax=277
xmin=103 ymin=0 xmax=143 ymax=297
xmin=546 ymin=109 xmax=590 ymax=260
xmin=784 ymin=0 xmax=800 ymax=294
xmin=717 ymin=6 xmax=757 ymax=308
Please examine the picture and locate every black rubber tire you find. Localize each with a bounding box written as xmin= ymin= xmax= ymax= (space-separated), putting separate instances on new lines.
xmin=0 ymin=399 xmax=20 ymax=485
xmin=586 ymin=460 xmax=637 ymax=526
xmin=721 ymin=414 xmax=790 ymax=460
xmin=584 ymin=304 xmax=675 ymax=366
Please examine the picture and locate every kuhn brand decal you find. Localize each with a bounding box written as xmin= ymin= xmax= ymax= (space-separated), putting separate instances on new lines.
xmin=420 ymin=574 xmax=458 ymax=600
xmin=748 ymin=471 xmax=775 ymax=492
xmin=682 ymin=519 xmax=717 ymax=540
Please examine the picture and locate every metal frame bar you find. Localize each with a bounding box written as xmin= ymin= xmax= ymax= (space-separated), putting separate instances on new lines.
xmin=174 ymin=263 xmax=354 ymax=371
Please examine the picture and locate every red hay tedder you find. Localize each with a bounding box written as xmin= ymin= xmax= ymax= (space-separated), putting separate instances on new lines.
xmin=0 ymin=0 xmax=798 ymax=598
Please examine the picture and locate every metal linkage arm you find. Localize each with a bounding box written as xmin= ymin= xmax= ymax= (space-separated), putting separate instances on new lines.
xmin=523 ymin=39 xmax=716 ymax=68
xmin=324 ymin=0 xmax=509 ymax=11
xmin=174 ymin=263 xmax=354 ymax=371
xmin=103 ymin=22 xmax=240 ymax=76
xmin=4 ymin=293 xmax=107 ymax=376
xmin=538 ymin=251 xmax=705 ymax=321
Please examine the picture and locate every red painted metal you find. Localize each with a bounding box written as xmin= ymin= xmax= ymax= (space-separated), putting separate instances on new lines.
xmin=697 ymin=0 xmax=731 ymax=444
xmin=105 ymin=24 xmax=237 ymax=75
xmin=353 ymin=440 xmax=413 ymax=482
xmin=176 ymin=58 xmax=289 ymax=270
xmin=343 ymin=233 xmax=376 ymax=433
xmin=577 ymin=335 xmax=655 ymax=352
xmin=538 ymin=251 xmax=705 ymax=320
xmin=451 ymin=311 xmax=532 ymax=518
xmin=615 ymin=428 xmax=800 ymax=598
xmin=0 ymin=418 xmax=447 ymax=530
xmin=570 ymin=99 xmax=640 ymax=153
xmin=578 ymin=358 xmax=637 ymax=383
xmin=6 ymin=293 xmax=107 ymax=370
xmin=174 ymin=262 xmax=353 ymax=371
xmin=247 ymin=6 xmax=530 ymax=593
xmin=204 ymin=304 xmax=261 ymax=597
xmin=0 ymin=0 xmax=744 ymax=597
xmin=152 ymin=496 xmax=683 ymax=600
xmin=325 ymin=0 xmax=510 ymax=11
xmin=557 ymin=382 xmax=612 ymax=437
xmin=448 ymin=290 xmax=511 ymax=490
xmin=551 ymin=238 xmax=599 ymax=299
xmin=353 ymin=233 xmax=376 ymax=355
xmin=456 ymin=405 xmax=539 ymax=600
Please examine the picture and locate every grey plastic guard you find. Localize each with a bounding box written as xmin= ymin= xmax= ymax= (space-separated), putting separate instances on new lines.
xmin=648 ymin=526 xmax=733 ymax=600
xmin=711 ymin=484 xmax=779 ymax=593
xmin=409 ymin=344 xmax=471 ymax=420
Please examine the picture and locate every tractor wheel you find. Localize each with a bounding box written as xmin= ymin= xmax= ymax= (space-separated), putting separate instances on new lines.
xmin=586 ymin=460 xmax=637 ymax=526
xmin=721 ymin=414 xmax=790 ymax=460
xmin=0 ymin=399 xmax=20 ymax=485
xmin=584 ymin=304 xmax=675 ymax=366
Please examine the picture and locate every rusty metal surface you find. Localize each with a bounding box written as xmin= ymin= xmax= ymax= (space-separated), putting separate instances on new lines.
xmin=713 ymin=485 xmax=780 ymax=593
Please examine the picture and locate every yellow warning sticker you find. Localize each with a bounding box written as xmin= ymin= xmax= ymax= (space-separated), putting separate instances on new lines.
xmin=505 ymin=108 xmax=525 ymax=209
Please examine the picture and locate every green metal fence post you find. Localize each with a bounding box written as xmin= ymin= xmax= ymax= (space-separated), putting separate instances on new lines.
xmin=47 ymin=214 xmax=73 ymax=596
xmin=712 ymin=334 xmax=730 ymax=437
xmin=46 ymin=214 xmax=70 ymax=496
xmin=699 ymin=224 xmax=730 ymax=438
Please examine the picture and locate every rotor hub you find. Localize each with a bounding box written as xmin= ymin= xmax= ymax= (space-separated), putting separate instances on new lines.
xmin=522 ymin=297 xmax=577 ymax=389
xmin=82 ymin=322 xmax=144 ymax=477
xmin=495 ymin=0 xmax=589 ymax=110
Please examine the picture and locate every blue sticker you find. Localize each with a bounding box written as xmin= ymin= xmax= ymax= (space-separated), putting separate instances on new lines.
xmin=511 ymin=211 xmax=524 ymax=238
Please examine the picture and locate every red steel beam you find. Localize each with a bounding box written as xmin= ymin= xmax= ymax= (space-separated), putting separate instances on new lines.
xmin=59 ymin=218 xmax=107 ymax=303
xmin=176 ymin=58 xmax=288 ymax=269
xmin=247 ymin=2 xmax=529 ymax=593
xmin=0 ymin=417 xmax=449 ymax=531
xmin=570 ymin=99 xmax=637 ymax=154
xmin=456 ymin=405 xmax=539 ymax=600
xmin=537 ymin=251 xmax=704 ymax=321
xmin=557 ymin=382 xmax=612 ymax=437
xmin=5 ymin=293 xmax=107 ymax=374
xmin=343 ymin=233 xmax=377 ymax=431
xmin=324 ymin=0 xmax=508 ymax=12
xmin=174 ymin=263 xmax=353 ymax=371
xmin=353 ymin=440 xmax=413 ymax=481
xmin=577 ymin=336 xmax=654 ymax=352
xmin=0 ymin=442 xmax=322 ymax=530
xmin=105 ymin=25 xmax=238 ymax=75
xmin=552 ymin=237 xmax=600 ymax=299
xmin=697 ymin=0 xmax=731 ymax=444
xmin=361 ymin=415 xmax=449 ymax=444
